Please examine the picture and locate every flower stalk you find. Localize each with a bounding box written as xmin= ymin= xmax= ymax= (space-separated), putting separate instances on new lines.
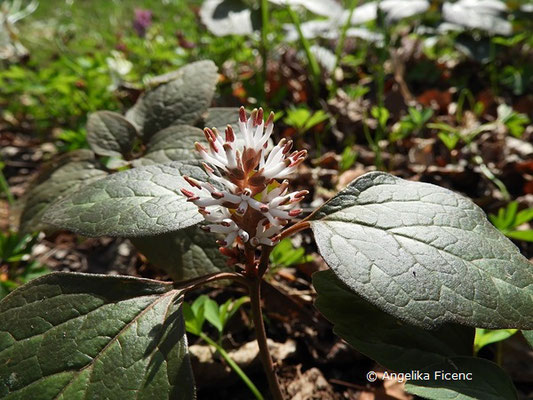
xmin=179 ymin=106 xmax=309 ymax=399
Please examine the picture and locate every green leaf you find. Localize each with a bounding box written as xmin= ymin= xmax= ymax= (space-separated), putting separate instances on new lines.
xmin=220 ymin=296 xmax=249 ymax=329
xmin=474 ymin=329 xmax=517 ymax=354
xmin=340 ymin=146 xmax=358 ymax=172
xmin=203 ymin=297 xmax=223 ymax=333
xmin=134 ymin=125 xmax=204 ymax=167
xmin=438 ymin=132 xmax=460 ymax=150
xmin=202 ymin=107 xmax=241 ymax=133
xmin=310 ymin=172 xmax=533 ymax=329
xmin=502 ymin=202 xmax=518 ymax=229
xmin=313 ymin=270 xmax=474 ymax=372
xmin=514 ymin=208 xmax=533 ymax=227
xmin=404 ymin=357 xmax=517 ymax=400
xmin=42 ymin=161 xmax=212 ymax=237
xmin=303 ymin=110 xmax=329 ymax=131
xmin=505 ymin=230 xmax=533 ymax=242
xmin=20 ymin=156 xmax=108 ymax=234
xmin=183 ymin=301 xmax=205 ymax=336
xmin=371 ymin=106 xmax=389 ymax=129
xmin=130 ymin=225 xmax=230 ymax=282
xmin=270 ymin=238 xmax=312 ymax=268
xmin=284 ymin=107 xmax=312 ymax=130
xmin=126 ymin=61 xmax=218 ymax=139
xmin=0 ymin=272 xmax=195 ymax=400
xmin=86 ymin=111 xmax=138 ymax=157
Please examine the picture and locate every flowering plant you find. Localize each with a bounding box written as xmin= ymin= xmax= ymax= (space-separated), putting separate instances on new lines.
xmin=1 ymin=61 xmax=531 ymax=400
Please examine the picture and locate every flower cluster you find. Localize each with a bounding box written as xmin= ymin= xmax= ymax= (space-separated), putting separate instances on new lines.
xmin=181 ymin=107 xmax=307 ymax=251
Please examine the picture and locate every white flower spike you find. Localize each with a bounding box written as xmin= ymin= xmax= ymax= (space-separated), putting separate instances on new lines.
xmin=181 ymin=106 xmax=307 ymax=251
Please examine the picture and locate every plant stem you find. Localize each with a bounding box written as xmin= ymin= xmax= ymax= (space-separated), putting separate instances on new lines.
xmin=175 ymin=271 xmax=249 ymax=292
xmin=0 ymin=164 xmax=15 ymax=206
xmin=362 ymin=112 xmax=383 ymax=169
xmin=200 ymin=332 xmax=264 ymax=400
xmin=472 ymin=155 xmax=511 ymax=201
xmin=257 ymin=246 xmax=272 ymax=278
xmin=260 ymin=0 xmax=269 ymax=100
xmin=287 ymin=6 xmax=320 ymax=95
xmin=374 ymin=0 xmax=389 ymax=170
xmin=330 ymin=0 xmax=359 ymax=95
xmin=249 ymin=277 xmax=284 ymax=400
xmin=278 ymin=220 xmax=310 ymax=240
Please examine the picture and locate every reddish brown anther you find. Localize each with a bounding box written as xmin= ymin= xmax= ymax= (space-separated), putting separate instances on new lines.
xmin=279 ymin=196 xmax=291 ymax=206
xmin=225 ymin=125 xmax=235 ymax=142
xmin=202 ymin=162 xmax=214 ymax=174
xmin=195 ymin=142 xmax=208 ymax=153
xmin=294 ymin=190 xmax=309 ymax=199
xmin=250 ymin=109 xmax=258 ymax=126
xmin=283 ymin=140 xmax=293 ymax=154
xmin=288 ymin=209 xmax=302 ymax=217
xmin=180 ymin=188 xmax=196 ymax=198
xmin=256 ymin=108 xmax=264 ymax=125
xmin=266 ymin=111 xmax=274 ymax=127
xmin=184 ymin=176 xmax=201 ymax=189
xmin=239 ymin=106 xmax=247 ymax=122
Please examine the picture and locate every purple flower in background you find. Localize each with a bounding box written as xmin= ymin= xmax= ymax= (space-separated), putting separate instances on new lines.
xmin=133 ymin=8 xmax=152 ymax=37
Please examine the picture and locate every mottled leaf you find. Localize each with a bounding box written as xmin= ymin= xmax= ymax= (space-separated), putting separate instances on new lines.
xmin=310 ymin=45 xmax=336 ymax=73
xmin=199 ymin=0 xmax=260 ymax=37
xmin=313 ymin=270 xmax=474 ymax=371
xmin=443 ymin=0 xmax=512 ymax=36
xmin=0 ymin=272 xmax=195 ymax=400
xmin=134 ymin=125 xmax=204 ymax=167
xmin=86 ymin=111 xmax=138 ymax=157
xmin=20 ymin=157 xmax=108 ymax=234
xmin=380 ymin=0 xmax=429 ymax=22
xmin=42 ymin=161 xmax=212 ymax=237
xmin=405 ymin=357 xmax=517 ymax=400
xmin=310 ymin=172 xmax=533 ymax=329
xmin=269 ymin=0 xmax=343 ymax=18
xmin=131 ymin=226 xmax=229 ymax=282
xmin=126 ymin=61 xmax=218 ymax=139
xmin=347 ymin=0 xmax=429 ymax=25
xmin=284 ymin=19 xmax=332 ymax=41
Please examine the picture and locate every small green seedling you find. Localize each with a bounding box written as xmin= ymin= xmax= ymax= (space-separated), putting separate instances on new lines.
xmin=474 ymin=328 xmax=518 ymax=355
xmin=390 ymin=107 xmax=433 ymax=142
xmin=497 ymin=104 xmax=530 ymax=138
xmin=269 ymin=238 xmax=313 ymax=270
xmin=371 ymin=105 xmax=389 ymax=132
xmin=489 ymin=202 xmax=533 ymax=242
xmin=437 ymin=130 xmax=461 ymax=151
xmin=183 ymin=295 xmax=262 ymax=399
xmin=283 ymin=106 xmax=329 ymax=135
xmin=339 ymin=146 xmax=358 ymax=172
xmin=0 ymin=160 xmax=14 ymax=205
xmin=0 ymin=231 xmax=49 ymax=298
